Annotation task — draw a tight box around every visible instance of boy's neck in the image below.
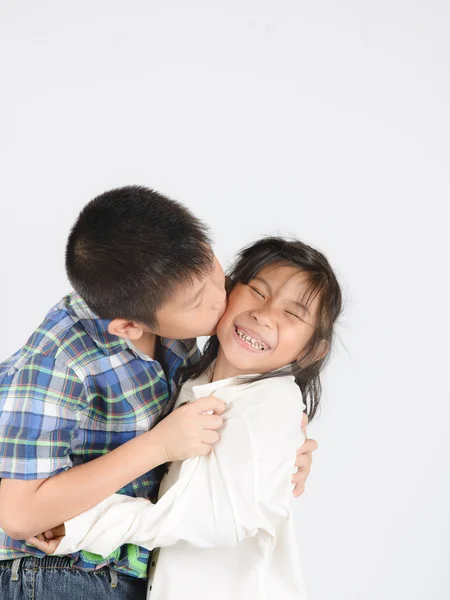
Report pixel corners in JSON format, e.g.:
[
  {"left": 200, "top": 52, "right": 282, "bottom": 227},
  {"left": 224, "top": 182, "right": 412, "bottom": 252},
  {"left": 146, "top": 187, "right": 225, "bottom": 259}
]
[{"left": 132, "top": 331, "right": 157, "bottom": 359}]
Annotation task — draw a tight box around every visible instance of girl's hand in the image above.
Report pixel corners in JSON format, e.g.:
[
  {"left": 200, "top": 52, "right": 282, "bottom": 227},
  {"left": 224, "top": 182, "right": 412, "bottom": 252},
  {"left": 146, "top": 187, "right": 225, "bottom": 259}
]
[
  {"left": 292, "top": 414, "right": 318, "bottom": 497},
  {"left": 26, "top": 524, "right": 65, "bottom": 555}
]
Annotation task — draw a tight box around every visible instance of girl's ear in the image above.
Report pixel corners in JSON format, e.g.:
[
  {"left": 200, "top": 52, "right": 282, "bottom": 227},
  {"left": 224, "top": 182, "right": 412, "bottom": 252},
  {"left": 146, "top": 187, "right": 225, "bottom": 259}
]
[
  {"left": 301, "top": 339, "right": 329, "bottom": 367},
  {"left": 315, "top": 339, "right": 329, "bottom": 362}
]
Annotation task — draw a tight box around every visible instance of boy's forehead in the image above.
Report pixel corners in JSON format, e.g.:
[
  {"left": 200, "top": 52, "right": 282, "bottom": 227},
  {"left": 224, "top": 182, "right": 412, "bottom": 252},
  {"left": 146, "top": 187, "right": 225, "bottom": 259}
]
[
  {"left": 171, "top": 255, "right": 220, "bottom": 305},
  {"left": 180, "top": 278, "right": 207, "bottom": 303}
]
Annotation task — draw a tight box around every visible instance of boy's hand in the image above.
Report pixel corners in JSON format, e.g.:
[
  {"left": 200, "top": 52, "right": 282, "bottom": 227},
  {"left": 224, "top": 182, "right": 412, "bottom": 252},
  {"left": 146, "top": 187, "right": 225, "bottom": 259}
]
[
  {"left": 26, "top": 524, "right": 65, "bottom": 555},
  {"left": 152, "top": 396, "right": 226, "bottom": 463},
  {"left": 292, "top": 414, "right": 318, "bottom": 497}
]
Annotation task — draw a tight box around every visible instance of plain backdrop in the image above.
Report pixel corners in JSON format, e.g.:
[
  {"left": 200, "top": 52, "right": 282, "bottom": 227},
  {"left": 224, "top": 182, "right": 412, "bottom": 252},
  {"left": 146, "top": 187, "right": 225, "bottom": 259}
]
[{"left": 1, "top": 1, "right": 449, "bottom": 598}]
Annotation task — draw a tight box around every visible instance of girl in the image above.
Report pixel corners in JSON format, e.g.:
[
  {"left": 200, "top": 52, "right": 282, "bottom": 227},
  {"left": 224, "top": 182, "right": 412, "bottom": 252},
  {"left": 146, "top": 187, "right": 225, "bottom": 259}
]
[{"left": 29, "top": 236, "right": 342, "bottom": 600}]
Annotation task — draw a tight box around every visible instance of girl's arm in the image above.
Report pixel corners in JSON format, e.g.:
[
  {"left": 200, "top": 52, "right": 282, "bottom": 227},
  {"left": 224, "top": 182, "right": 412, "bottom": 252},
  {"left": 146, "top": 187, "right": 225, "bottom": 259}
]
[{"left": 30, "top": 378, "right": 304, "bottom": 557}]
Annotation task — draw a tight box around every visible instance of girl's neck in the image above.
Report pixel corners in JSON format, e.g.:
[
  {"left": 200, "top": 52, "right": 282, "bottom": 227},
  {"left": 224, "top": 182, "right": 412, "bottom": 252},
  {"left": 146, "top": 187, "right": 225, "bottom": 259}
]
[{"left": 212, "top": 347, "right": 253, "bottom": 382}]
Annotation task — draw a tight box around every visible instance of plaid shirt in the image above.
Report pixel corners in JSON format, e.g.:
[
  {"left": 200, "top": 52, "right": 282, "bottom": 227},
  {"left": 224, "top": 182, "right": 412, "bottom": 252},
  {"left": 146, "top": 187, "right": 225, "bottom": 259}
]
[{"left": 0, "top": 292, "right": 199, "bottom": 578}]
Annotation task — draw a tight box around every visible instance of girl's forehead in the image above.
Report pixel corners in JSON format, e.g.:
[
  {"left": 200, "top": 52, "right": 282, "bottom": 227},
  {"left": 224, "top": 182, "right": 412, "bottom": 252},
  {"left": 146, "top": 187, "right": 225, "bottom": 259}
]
[
  {"left": 256, "top": 262, "right": 307, "bottom": 286},
  {"left": 255, "top": 263, "right": 321, "bottom": 312}
]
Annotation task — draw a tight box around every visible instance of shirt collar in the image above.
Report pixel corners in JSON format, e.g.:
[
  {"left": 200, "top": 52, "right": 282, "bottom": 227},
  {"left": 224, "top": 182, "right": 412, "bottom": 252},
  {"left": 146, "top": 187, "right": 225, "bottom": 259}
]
[
  {"left": 63, "top": 292, "right": 197, "bottom": 365},
  {"left": 188, "top": 363, "right": 293, "bottom": 395},
  {"left": 186, "top": 362, "right": 253, "bottom": 393},
  {"left": 63, "top": 292, "right": 128, "bottom": 355}
]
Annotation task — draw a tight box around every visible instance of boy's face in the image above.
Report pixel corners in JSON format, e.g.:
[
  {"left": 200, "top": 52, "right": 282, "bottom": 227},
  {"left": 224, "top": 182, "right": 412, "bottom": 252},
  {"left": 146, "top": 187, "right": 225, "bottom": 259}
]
[{"left": 154, "top": 256, "right": 227, "bottom": 339}]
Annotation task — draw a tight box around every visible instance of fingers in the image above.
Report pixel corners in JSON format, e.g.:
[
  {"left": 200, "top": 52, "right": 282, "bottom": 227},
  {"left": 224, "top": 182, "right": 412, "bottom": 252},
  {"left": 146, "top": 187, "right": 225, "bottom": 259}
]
[
  {"left": 194, "top": 396, "right": 227, "bottom": 416},
  {"left": 197, "top": 443, "right": 213, "bottom": 456},
  {"left": 292, "top": 442, "right": 316, "bottom": 498},
  {"left": 26, "top": 536, "right": 48, "bottom": 551},
  {"left": 296, "top": 437, "right": 318, "bottom": 455},
  {"left": 295, "top": 451, "right": 312, "bottom": 471},
  {"left": 199, "top": 414, "right": 223, "bottom": 430},
  {"left": 44, "top": 524, "right": 65, "bottom": 539},
  {"left": 26, "top": 536, "right": 61, "bottom": 554},
  {"left": 292, "top": 457, "right": 310, "bottom": 493},
  {"left": 201, "top": 429, "right": 220, "bottom": 445},
  {"left": 292, "top": 464, "right": 310, "bottom": 498},
  {"left": 292, "top": 481, "right": 306, "bottom": 498},
  {"left": 292, "top": 468, "right": 309, "bottom": 486},
  {"left": 301, "top": 413, "right": 308, "bottom": 433}
]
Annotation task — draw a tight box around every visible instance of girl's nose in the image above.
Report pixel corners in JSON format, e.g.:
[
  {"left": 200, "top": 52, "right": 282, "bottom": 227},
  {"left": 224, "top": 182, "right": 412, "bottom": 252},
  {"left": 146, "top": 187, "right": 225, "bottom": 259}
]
[{"left": 250, "top": 309, "right": 275, "bottom": 328}]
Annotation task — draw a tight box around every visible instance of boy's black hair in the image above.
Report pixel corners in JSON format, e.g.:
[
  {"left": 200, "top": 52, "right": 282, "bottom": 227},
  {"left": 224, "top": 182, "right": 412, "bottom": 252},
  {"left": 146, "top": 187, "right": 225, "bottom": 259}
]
[{"left": 66, "top": 185, "right": 213, "bottom": 328}]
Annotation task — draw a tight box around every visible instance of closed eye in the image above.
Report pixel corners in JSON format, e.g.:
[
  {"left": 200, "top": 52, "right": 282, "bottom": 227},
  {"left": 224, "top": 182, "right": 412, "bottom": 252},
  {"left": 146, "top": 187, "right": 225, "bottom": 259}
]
[
  {"left": 285, "top": 311, "right": 300, "bottom": 320},
  {"left": 250, "top": 286, "right": 265, "bottom": 299}
]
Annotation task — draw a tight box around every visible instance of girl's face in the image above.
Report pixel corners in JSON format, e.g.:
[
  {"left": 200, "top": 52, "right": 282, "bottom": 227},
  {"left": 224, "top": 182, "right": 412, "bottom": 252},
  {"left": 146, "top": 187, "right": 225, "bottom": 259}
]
[{"left": 216, "top": 262, "right": 321, "bottom": 376}]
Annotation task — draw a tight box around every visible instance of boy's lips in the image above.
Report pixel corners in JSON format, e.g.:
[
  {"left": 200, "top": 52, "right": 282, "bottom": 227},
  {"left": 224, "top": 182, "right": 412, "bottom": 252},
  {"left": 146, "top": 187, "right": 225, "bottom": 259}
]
[{"left": 233, "top": 324, "right": 273, "bottom": 351}]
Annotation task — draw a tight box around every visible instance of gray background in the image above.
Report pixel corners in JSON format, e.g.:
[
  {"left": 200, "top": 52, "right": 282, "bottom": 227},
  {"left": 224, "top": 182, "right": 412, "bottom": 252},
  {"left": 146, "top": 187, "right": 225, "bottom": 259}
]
[{"left": 1, "top": 1, "right": 449, "bottom": 598}]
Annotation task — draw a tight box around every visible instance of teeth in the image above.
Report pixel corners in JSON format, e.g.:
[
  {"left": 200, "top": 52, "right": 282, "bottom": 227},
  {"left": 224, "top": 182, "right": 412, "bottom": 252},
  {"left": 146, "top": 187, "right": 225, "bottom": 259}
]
[{"left": 235, "top": 327, "right": 267, "bottom": 350}]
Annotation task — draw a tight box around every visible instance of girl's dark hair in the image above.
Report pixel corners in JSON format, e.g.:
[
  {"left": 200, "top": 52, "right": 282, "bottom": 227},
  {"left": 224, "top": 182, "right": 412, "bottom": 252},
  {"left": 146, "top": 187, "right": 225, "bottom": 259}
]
[
  {"left": 65, "top": 185, "right": 212, "bottom": 329},
  {"left": 181, "top": 237, "right": 342, "bottom": 420}
]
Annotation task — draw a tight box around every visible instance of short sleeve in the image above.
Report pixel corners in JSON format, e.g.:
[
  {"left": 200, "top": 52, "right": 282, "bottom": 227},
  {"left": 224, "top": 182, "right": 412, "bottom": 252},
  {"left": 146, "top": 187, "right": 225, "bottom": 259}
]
[{"left": 0, "top": 353, "right": 84, "bottom": 480}]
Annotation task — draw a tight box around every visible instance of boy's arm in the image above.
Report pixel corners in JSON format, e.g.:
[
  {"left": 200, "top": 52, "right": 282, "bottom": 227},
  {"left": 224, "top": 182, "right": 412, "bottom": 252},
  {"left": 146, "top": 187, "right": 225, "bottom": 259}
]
[
  {"left": 29, "top": 414, "right": 252, "bottom": 556},
  {"left": 0, "top": 395, "right": 225, "bottom": 540},
  {"left": 29, "top": 380, "right": 305, "bottom": 557}
]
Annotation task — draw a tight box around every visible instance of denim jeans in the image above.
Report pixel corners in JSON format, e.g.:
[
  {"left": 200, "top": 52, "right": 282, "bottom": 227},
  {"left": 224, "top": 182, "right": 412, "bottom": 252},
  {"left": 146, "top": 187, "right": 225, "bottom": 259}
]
[{"left": 0, "top": 556, "right": 147, "bottom": 600}]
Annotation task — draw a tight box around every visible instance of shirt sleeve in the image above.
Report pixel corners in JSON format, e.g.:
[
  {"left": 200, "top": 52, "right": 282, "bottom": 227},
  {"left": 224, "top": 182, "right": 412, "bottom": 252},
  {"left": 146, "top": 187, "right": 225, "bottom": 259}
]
[
  {"left": 54, "top": 377, "right": 304, "bottom": 557},
  {"left": 240, "top": 377, "right": 306, "bottom": 535},
  {"left": 0, "top": 354, "right": 84, "bottom": 479}
]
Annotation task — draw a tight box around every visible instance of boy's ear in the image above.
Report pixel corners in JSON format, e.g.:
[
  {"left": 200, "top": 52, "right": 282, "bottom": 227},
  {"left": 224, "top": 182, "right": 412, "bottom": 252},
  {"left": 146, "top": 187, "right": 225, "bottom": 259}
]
[{"left": 108, "top": 319, "right": 144, "bottom": 341}]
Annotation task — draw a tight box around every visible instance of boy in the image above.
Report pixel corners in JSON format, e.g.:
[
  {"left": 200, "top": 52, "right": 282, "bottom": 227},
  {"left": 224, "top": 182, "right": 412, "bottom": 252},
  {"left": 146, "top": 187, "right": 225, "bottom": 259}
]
[{"left": 0, "top": 186, "right": 316, "bottom": 600}]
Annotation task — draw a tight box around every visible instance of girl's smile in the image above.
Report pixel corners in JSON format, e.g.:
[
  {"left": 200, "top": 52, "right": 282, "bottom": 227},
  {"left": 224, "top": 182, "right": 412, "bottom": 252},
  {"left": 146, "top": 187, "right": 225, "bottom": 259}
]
[
  {"left": 214, "top": 262, "right": 322, "bottom": 381},
  {"left": 233, "top": 325, "right": 273, "bottom": 352}
]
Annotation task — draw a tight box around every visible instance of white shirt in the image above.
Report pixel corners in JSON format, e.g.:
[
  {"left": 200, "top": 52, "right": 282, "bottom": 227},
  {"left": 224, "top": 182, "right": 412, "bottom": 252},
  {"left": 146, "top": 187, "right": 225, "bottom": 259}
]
[{"left": 56, "top": 371, "right": 307, "bottom": 599}]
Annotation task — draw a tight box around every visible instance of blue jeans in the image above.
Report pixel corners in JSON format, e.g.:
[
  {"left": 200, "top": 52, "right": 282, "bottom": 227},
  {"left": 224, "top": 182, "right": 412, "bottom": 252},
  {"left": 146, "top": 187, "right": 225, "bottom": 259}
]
[{"left": 0, "top": 556, "right": 147, "bottom": 600}]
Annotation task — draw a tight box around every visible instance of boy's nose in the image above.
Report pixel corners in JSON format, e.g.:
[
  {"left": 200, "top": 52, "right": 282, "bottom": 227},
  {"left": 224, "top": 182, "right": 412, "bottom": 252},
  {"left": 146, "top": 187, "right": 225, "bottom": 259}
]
[
  {"left": 214, "top": 297, "right": 226, "bottom": 311},
  {"left": 214, "top": 284, "right": 227, "bottom": 308}
]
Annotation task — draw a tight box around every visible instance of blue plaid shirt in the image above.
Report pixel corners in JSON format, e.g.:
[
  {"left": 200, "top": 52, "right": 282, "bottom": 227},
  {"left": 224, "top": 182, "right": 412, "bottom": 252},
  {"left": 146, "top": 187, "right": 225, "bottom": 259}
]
[{"left": 0, "top": 292, "right": 200, "bottom": 578}]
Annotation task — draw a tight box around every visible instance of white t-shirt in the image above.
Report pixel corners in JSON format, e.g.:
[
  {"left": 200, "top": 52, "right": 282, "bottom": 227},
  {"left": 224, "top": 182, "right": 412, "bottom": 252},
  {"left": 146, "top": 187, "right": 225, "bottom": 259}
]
[{"left": 55, "top": 371, "right": 307, "bottom": 599}]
